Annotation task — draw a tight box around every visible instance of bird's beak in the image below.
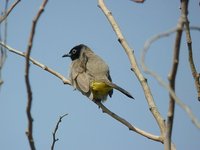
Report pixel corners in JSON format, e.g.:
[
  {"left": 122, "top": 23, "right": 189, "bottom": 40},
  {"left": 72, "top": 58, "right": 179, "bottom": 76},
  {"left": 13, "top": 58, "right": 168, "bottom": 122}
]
[{"left": 62, "top": 53, "right": 71, "bottom": 58}]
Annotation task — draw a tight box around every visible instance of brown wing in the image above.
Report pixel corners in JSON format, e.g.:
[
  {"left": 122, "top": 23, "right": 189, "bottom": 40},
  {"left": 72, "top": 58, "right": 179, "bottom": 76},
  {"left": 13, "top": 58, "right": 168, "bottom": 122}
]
[
  {"left": 75, "top": 72, "right": 90, "bottom": 93},
  {"left": 70, "top": 57, "right": 90, "bottom": 93}
]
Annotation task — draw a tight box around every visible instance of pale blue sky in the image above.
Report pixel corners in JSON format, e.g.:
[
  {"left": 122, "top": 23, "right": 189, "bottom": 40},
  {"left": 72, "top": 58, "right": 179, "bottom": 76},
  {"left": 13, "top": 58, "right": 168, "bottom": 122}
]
[{"left": 0, "top": 0, "right": 200, "bottom": 150}]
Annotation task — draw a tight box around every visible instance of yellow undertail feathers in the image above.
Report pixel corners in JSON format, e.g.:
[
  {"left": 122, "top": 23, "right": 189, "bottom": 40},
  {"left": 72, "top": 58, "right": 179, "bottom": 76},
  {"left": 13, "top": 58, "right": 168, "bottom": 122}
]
[{"left": 90, "top": 81, "right": 113, "bottom": 101}]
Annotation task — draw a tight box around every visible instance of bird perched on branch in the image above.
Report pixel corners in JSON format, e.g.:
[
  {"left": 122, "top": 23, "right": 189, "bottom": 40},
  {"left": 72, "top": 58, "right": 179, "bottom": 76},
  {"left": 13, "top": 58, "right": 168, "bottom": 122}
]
[{"left": 63, "top": 44, "right": 134, "bottom": 102}]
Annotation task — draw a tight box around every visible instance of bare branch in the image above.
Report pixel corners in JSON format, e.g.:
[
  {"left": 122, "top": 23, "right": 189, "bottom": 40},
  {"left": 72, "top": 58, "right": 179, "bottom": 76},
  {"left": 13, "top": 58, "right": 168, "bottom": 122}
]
[
  {"left": 181, "top": 0, "right": 200, "bottom": 101},
  {"left": 141, "top": 27, "right": 200, "bottom": 129},
  {"left": 98, "top": 0, "right": 166, "bottom": 138},
  {"left": 0, "top": 0, "right": 21, "bottom": 23},
  {"left": 0, "top": 41, "right": 71, "bottom": 85},
  {"left": 25, "top": 0, "right": 49, "bottom": 150},
  {"left": 51, "top": 114, "right": 68, "bottom": 150},
  {"left": 94, "top": 101, "right": 163, "bottom": 143},
  {"left": 165, "top": 12, "right": 184, "bottom": 150}
]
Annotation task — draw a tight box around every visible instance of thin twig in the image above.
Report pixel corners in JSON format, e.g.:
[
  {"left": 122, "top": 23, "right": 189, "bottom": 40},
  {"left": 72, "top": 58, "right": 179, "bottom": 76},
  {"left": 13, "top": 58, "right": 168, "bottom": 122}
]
[
  {"left": 51, "top": 114, "right": 68, "bottom": 150},
  {"left": 141, "top": 27, "right": 200, "bottom": 129},
  {"left": 94, "top": 101, "right": 163, "bottom": 143},
  {"left": 0, "top": 0, "right": 21, "bottom": 23},
  {"left": 165, "top": 12, "right": 184, "bottom": 150},
  {"left": 98, "top": 0, "right": 166, "bottom": 139},
  {"left": 25, "top": 0, "right": 48, "bottom": 150},
  {"left": 182, "top": 0, "right": 200, "bottom": 101}
]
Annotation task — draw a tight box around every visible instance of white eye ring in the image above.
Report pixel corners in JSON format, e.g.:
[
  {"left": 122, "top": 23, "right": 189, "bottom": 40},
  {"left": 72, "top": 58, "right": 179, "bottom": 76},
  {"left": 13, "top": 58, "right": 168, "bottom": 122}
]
[{"left": 72, "top": 49, "right": 76, "bottom": 54}]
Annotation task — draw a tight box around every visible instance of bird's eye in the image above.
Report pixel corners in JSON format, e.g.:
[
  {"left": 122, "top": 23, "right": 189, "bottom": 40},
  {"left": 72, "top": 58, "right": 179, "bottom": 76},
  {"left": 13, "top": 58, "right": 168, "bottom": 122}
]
[{"left": 72, "top": 49, "right": 76, "bottom": 54}]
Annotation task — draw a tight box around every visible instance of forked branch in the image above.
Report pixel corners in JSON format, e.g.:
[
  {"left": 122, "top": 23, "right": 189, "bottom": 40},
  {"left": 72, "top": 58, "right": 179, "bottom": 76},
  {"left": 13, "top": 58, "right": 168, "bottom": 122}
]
[
  {"left": 98, "top": 0, "right": 166, "bottom": 139},
  {"left": 51, "top": 114, "right": 68, "bottom": 150}
]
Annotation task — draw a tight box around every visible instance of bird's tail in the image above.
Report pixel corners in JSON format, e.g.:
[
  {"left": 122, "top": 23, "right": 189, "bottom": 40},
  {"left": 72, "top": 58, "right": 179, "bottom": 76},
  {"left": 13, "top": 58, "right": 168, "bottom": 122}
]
[{"left": 107, "top": 82, "right": 134, "bottom": 99}]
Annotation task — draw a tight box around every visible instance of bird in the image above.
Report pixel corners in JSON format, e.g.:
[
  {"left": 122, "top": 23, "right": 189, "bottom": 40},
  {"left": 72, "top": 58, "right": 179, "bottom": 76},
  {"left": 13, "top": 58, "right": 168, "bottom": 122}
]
[{"left": 62, "top": 44, "right": 134, "bottom": 102}]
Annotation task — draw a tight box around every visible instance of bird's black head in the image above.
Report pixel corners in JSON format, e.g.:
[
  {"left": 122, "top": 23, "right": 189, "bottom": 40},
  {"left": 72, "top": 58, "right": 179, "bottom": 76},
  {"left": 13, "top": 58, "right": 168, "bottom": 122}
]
[{"left": 62, "top": 44, "right": 85, "bottom": 61}]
